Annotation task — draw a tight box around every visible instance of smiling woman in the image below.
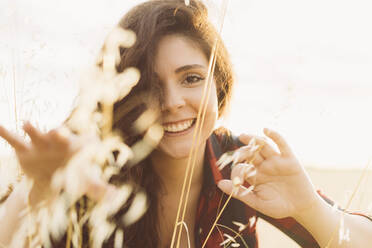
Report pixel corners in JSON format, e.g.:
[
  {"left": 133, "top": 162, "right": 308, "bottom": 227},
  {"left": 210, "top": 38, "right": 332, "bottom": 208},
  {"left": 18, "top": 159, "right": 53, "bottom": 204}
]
[
  {"left": 109, "top": 2, "right": 234, "bottom": 246},
  {"left": 0, "top": 0, "right": 372, "bottom": 248},
  {"left": 153, "top": 34, "right": 218, "bottom": 159}
]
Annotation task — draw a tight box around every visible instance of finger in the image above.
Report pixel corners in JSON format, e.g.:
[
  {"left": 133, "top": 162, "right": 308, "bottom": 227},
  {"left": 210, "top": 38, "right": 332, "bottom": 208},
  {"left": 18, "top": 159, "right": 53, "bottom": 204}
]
[
  {"left": 218, "top": 179, "right": 256, "bottom": 201},
  {"left": 233, "top": 146, "right": 264, "bottom": 165},
  {"left": 231, "top": 163, "right": 248, "bottom": 183},
  {"left": 47, "top": 128, "right": 70, "bottom": 148},
  {"left": 264, "top": 128, "right": 292, "bottom": 157},
  {"left": 231, "top": 163, "right": 257, "bottom": 185},
  {"left": 260, "top": 144, "right": 279, "bottom": 159},
  {"left": 49, "top": 128, "right": 82, "bottom": 157},
  {"left": 239, "top": 134, "right": 267, "bottom": 147},
  {"left": 238, "top": 133, "right": 256, "bottom": 146},
  {"left": 0, "top": 125, "right": 28, "bottom": 151},
  {"left": 218, "top": 180, "right": 264, "bottom": 210},
  {"left": 250, "top": 152, "right": 264, "bottom": 166},
  {"left": 239, "top": 134, "right": 279, "bottom": 159},
  {"left": 23, "top": 122, "right": 49, "bottom": 148}
]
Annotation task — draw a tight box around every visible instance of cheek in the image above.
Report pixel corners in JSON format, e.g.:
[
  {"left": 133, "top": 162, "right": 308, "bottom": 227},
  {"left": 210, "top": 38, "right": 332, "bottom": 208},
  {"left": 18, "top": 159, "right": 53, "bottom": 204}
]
[{"left": 193, "top": 82, "right": 219, "bottom": 116}]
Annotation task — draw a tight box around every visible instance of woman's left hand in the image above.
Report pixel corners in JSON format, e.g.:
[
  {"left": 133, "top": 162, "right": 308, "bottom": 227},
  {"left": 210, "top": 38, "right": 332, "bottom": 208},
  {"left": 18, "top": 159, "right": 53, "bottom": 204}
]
[{"left": 217, "top": 128, "right": 319, "bottom": 219}]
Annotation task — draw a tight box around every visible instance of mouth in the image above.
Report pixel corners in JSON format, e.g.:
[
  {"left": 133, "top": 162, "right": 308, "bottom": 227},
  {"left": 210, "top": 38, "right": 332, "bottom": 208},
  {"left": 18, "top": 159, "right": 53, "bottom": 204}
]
[{"left": 162, "top": 118, "right": 196, "bottom": 135}]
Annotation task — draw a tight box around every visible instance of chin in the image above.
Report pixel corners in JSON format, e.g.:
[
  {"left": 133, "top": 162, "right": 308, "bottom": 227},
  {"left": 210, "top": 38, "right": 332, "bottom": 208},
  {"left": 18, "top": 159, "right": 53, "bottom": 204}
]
[
  {"left": 157, "top": 141, "right": 195, "bottom": 159},
  {"left": 157, "top": 133, "right": 210, "bottom": 159}
]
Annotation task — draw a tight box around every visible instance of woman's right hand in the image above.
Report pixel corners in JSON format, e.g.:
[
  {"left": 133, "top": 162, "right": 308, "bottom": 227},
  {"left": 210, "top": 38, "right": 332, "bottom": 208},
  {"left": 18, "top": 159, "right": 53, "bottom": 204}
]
[{"left": 0, "top": 122, "right": 80, "bottom": 205}]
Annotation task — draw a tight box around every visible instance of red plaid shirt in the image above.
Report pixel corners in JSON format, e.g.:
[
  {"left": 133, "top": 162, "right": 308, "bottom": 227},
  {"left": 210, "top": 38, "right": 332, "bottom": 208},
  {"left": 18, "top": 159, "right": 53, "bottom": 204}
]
[{"left": 195, "top": 131, "right": 372, "bottom": 248}]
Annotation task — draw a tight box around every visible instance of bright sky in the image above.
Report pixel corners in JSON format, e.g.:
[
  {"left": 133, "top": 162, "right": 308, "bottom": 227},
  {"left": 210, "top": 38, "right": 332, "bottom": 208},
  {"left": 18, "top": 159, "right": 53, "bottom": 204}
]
[{"left": 1, "top": 0, "right": 372, "bottom": 169}]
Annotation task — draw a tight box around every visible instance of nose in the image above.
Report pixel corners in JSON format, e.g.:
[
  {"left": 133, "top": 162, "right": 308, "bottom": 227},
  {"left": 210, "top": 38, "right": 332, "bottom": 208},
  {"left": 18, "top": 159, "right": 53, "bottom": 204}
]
[{"left": 162, "top": 84, "right": 186, "bottom": 113}]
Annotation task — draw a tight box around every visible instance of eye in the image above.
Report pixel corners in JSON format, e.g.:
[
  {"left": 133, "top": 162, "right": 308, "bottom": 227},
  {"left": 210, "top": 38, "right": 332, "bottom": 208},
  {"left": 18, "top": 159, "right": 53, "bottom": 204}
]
[{"left": 182, "top": 74, "right": 205, "bottom": 85}]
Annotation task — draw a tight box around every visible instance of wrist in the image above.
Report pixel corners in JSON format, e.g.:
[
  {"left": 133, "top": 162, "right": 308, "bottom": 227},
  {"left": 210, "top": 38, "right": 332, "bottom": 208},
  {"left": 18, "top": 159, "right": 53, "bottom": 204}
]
[
  {"left": 293, "top": 193, "right": 343, "bottom": 246},
  {"left": 28, "top": 180, "right": 53, "bottom": 208},
  {"left": 293, "top": 193, "right": 329, "bottom": 225}
]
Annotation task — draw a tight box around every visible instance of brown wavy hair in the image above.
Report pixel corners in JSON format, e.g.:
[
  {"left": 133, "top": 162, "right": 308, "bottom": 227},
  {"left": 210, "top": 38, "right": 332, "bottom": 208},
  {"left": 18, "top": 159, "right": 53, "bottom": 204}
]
[{"left": 109, "top": 0, "right": 234, "bottom": 247}]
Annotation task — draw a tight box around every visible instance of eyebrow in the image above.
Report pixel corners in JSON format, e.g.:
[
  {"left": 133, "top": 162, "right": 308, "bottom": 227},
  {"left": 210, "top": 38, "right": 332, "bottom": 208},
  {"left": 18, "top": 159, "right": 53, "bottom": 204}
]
[{"left": 175, "top": 64, "right": 205, "bottom": 73}]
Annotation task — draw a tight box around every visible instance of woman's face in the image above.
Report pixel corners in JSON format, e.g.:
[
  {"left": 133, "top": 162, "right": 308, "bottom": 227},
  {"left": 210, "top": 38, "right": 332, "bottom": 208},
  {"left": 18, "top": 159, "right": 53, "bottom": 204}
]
[{"left": 154, "top": 34, "right": 218, "bottom": 159}]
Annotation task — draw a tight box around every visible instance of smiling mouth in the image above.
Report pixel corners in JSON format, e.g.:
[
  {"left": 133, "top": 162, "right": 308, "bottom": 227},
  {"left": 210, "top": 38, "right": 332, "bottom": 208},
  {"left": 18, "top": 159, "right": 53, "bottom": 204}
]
[{"left": 163, "top": 118, "right": 196, "bottom": 133}]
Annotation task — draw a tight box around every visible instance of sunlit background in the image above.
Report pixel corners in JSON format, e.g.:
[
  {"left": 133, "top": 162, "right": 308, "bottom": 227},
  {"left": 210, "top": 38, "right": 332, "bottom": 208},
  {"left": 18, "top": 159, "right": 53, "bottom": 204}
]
[{"left": 1, "top": 0, "right": 372, "bottom": 170}]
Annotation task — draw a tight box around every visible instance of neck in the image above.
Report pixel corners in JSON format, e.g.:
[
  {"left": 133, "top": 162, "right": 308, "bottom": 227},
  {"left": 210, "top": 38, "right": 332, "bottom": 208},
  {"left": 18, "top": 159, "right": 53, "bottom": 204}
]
[{"left": 150, "top": 142, "right": 206, "bottom": 195}]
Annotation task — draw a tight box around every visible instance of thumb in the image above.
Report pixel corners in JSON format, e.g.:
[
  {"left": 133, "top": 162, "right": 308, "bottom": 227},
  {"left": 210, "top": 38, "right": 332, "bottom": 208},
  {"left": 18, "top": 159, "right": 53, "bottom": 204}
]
[
  {"left": 218, "top": 179, "right": 258, "bottom": 209},
  {"left": 217, "top": 179, "right": 234, "bottom": 195}
]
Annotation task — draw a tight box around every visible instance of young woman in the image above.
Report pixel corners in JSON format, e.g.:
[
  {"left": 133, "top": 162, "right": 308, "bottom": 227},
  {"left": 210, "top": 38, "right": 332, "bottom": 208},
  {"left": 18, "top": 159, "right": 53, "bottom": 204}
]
[{"left": 1, "top": 0, "right": 371, "bottom": 247}]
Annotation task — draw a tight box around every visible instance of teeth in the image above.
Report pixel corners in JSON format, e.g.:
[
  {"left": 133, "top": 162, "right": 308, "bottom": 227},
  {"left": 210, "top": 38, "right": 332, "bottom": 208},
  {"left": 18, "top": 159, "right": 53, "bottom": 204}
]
[{"left": 163, "top": 119, "right": 194, "bottom": 133}]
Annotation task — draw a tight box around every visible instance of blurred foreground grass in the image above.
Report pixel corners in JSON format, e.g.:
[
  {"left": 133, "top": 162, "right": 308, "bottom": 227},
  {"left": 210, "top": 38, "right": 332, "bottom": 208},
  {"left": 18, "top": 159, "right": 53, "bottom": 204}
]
[{"left": 1, "top": 152, "right": 371, "bottom": 247}]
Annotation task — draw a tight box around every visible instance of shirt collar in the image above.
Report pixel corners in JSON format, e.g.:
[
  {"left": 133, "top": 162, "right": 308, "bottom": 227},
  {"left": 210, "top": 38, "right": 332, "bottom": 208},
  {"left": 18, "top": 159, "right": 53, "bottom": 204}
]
[{"left": 205, "top": 133, "right": 224, "bottom": 185}]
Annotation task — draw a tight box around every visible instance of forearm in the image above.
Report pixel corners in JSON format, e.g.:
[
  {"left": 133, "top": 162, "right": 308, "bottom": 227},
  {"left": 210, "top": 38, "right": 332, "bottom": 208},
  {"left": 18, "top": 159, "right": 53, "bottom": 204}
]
[
  {"left": 294, "top": 195, "right": 372, "bottom": 247},
  {"left": 0, "top": 181, "right": 29, "bottom": 246}
]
